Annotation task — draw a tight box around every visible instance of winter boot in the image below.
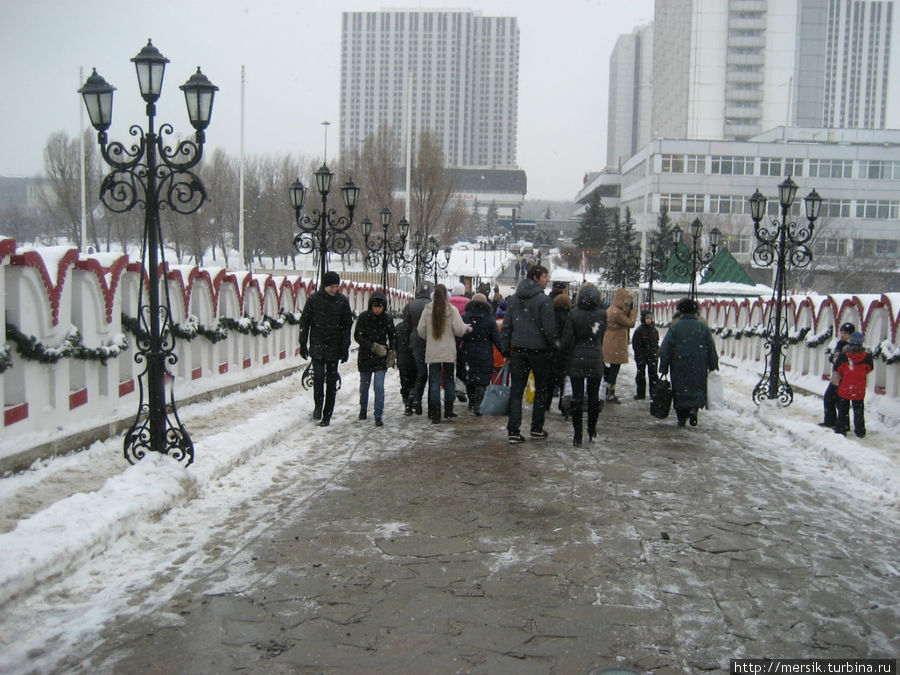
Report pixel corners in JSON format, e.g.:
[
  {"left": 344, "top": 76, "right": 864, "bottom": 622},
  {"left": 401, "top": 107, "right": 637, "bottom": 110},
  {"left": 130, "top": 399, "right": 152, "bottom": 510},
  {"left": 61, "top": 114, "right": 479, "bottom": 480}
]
[
  {"left": 466, "top": 384, "right": 476, "bottom": 411},
  {"left": 606, "top": 384, "right": 621, "bottom": 404},
  {"left": 359, "top": 406, "right": 367, "bottom": 420},
  {"left": 587, "top": 402, "right": 601, "bottom": 441},
  {"left": 444, "top": 401, "right": 458, "bottom": 419},
  {"left": 404, "top": 396, "right": 414, "bottom": 416},
  {"left": 472, "top": 386, "right": 485, "bottom": 416},
  {"left": 428, "top": 403, "right": 441, "bottom": 424},
  {"left": 572, "top": 405, "right": 583, "bottom": 446}
]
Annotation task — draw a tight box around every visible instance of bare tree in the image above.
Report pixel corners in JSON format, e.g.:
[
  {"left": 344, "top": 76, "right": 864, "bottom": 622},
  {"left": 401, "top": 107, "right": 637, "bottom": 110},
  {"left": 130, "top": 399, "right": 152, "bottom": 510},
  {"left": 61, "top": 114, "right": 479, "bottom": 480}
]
[
  {"left": 410, "top": 130, "right": 457, "bottom": 245},
  {"left": 201, "top": 148, "right": 240, "bottom": 265},
  {"left": 39, "top": 130, "right": 101, "bottom": 249}
]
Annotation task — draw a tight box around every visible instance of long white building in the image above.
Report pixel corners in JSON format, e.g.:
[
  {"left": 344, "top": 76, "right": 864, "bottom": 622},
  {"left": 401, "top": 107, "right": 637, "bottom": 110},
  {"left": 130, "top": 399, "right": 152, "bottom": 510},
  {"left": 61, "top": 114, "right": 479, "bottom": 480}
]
[{"left": 339, "top": 9, "right": 520, "bottom": 170}]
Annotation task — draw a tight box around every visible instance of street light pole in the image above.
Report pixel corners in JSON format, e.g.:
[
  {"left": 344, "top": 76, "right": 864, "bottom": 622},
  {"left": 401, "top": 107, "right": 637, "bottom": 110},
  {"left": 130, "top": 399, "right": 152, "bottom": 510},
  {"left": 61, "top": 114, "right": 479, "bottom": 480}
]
[
  {"left": 670, "top": 218, "right": 720, "bottom": 302},
  {"left": 749, "top": 177, "right": 822, "bottom": 406},
  {"left": 289, "top": 165, "right": 360, "bottom": 285},
  {"left": 79, "top": 41, "right": 218, "bottom": 467},
  {"left": 361, "top": 207, "right": 409, "bottom": 302}
]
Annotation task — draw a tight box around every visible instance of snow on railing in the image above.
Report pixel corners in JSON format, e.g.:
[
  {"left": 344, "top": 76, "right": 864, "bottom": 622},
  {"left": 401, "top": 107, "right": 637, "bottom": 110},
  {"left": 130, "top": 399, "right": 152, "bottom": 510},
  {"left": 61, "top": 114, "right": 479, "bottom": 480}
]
[
  {"left": 649, "top": 293, "right": 900, "bottom": 399},
  {"left": 0, "top": 239, "right": 411, "bottom": 442}
]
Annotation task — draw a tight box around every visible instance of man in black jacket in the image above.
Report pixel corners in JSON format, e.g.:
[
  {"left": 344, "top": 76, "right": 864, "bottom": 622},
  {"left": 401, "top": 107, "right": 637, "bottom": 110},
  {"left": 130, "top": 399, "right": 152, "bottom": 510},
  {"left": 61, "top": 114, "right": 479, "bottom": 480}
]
[
  {"left": 500, "top": 265, "right": 558, "bottom": 444},
  {"left": 400, "top": 280, "right": 434, "bottom": 416},
  {"left": 298, "top": 271, "right": 353, "bottom": 426}
]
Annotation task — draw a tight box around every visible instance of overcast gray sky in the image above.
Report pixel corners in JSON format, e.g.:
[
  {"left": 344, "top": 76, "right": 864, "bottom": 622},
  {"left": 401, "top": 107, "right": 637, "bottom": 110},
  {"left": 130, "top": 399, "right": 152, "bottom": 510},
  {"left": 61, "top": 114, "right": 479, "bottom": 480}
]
[{"left": 1, "top": 0, "right": 896, "bottom": 201}]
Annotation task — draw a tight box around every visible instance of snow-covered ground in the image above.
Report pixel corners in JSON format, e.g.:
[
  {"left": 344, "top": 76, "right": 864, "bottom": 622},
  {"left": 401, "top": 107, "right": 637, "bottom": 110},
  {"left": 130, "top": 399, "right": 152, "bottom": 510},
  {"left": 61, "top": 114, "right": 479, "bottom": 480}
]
[{"left": 0, "top": 350, "right": 897, "bottom": 673}]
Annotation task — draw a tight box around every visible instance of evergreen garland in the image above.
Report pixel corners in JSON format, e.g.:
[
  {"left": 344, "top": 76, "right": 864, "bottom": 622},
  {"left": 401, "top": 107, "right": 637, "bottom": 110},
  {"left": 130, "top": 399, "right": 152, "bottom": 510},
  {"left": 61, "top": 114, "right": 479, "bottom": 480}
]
[
  {"left": 0, "top": 344, "right": 11, "bottom": 374},
  {"left": 5, "top": 322, "right": 128, "bottom": 366}
]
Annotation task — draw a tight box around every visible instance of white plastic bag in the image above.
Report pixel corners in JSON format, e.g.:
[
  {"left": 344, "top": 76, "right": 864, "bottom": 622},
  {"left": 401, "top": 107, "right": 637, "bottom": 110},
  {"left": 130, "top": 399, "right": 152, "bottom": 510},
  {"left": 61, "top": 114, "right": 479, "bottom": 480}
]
[{"left": 707, "top": 370, "right": 725, "bottom": 410}]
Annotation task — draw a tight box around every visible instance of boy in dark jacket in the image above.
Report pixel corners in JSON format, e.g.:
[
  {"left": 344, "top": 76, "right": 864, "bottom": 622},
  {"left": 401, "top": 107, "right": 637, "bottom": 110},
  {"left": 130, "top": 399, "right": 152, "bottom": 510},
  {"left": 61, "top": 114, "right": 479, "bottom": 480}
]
[
  {"left": 631, "top": 310, "right": 660, "bottom": 400},
  {"left": 353, "top": 291, "right": 397, "bottom": 426},
  {"left": 299, "top": 271, "right": 353, "bottom": 426},
  {"left": 833, "top": 331, "right": 873, "bottom": 438},
  {"left": 820, "top": 322, "right": 854, "bottom": 428}
]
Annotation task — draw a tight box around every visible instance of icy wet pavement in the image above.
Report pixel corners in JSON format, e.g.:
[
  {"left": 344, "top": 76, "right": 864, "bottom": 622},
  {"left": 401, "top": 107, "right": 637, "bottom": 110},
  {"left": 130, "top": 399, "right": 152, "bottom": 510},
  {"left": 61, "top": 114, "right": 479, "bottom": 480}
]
[{"left": 83, "top": 393, "right": 899, "bottom": 673}]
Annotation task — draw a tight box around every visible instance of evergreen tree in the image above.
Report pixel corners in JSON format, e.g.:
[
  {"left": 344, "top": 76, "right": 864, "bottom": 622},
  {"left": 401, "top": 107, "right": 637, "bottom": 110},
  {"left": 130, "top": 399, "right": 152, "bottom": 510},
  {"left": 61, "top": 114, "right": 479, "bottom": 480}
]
[
  {"left": 649, "top": 205, "right": 674, "bottom": 274},
  {"left": 485, "top": 200, "right": 499, "bottom": 235},
  {"left": 602, "top": 207, "right": 642, "bottom": 288},
  {"left": 574, "top": 193, "right": 608, "bottom": 250}
]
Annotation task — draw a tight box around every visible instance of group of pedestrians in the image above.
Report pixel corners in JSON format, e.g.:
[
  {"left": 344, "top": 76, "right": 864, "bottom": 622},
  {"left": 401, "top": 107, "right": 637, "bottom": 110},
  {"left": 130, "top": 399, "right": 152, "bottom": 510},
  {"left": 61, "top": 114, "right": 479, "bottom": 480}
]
[
  {"left": 298, "top": 267, "right": 723, "bottom": 443},
  {"left": 819, "top": 322, "right": 874, "bottom": 438}
]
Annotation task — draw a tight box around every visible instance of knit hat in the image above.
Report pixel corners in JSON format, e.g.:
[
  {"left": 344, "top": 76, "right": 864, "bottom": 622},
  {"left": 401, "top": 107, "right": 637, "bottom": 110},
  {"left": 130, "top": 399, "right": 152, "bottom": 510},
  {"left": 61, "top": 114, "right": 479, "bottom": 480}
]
[
  {"left": 551, "top": 280, "right": 568, "bottom": 291},
  {"left": 840, "top": 322, "right": 856, "bottom": 334},
  {"left": 452, "top": 283, "right": 465, "bottom": 296},
  {"left": 322, "top": 271, "right": 340, "bottom": 287},
  {"left": 472, "top": 293, "right": 489, "bottom": 305},
  {"left": 848, "top": 331, "right": 864, "bottom": 346},
  {"left": 495, "top": 300, "right": 508, "bottom": 319}
]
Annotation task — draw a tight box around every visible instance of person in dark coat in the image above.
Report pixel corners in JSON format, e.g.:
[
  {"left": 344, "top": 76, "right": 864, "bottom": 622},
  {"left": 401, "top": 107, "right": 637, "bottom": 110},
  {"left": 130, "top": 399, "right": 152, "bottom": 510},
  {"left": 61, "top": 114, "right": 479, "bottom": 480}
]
[
  {"left": 500, "top": 265, "right": 559, "bottom": 444},
  {"left": 547, "top": 291, "right": 572, "bottom": 414},
  {"left": 461, "top": 293, "right": 502, "bottom": 415},
  {"left": 298, "top": 270, "right": 353, "bottom": 426},
  {"left": 400, "top": 280, "right": 434, "bottom": 416},
  {"left": 560, "top": 283, "right": 606, "bottom": 445},
  {"left": 631, "top": 310, "right": 660, "bottom": 400},
  {"left": 820, "top": 322, "right": 854, "bottom": 428},
  {"left": 658, "top": 297, "right": 719, "bottom": 427},
  {"left": 393, "top": 318, "right": 417, "bottom": 415},
  {"left": 353, "top": 291, "right": 396, "bottom": 426}
]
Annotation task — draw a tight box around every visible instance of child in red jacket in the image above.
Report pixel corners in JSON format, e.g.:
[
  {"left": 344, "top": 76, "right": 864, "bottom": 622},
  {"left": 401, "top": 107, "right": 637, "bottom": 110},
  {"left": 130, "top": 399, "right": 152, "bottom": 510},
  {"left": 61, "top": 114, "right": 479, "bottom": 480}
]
[{"left": 833, "top": 331, "right": 874, "bottom": 438}]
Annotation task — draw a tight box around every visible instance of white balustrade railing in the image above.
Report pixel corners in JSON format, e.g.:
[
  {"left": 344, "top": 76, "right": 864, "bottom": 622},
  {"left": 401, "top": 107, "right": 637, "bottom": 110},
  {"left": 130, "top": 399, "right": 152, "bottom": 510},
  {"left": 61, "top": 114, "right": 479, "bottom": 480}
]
[{"left": 0, "top": 239, "right": 411, "bottom": 446}]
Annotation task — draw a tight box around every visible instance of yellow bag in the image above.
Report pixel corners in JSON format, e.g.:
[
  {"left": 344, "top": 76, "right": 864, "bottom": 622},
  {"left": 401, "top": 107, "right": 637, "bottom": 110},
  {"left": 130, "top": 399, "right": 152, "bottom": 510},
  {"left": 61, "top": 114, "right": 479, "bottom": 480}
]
[{"left": 525, "top": 371, "right": 536, "bottom": 404}]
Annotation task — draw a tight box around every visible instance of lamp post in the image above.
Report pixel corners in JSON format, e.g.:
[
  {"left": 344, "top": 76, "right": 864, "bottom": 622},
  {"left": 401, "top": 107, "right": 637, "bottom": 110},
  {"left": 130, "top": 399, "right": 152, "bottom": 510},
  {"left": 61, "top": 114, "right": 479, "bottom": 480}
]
[
  {"left": 670, "top": 217, "right": 720, "bottom": 302},
  {"left": 644, "top": 239, "right": 667, "bottom": 310},
  {"left": 361, "top": 207, "right": 409, "bottom": 300},
  {"left": 749, "top": 177, "right": 822, "bottom": 406},
  {"left": 396, "top": 231, "right": 451, "bottom": 287},
  {"left": 79, "top": 41, "right": 217, "bottom": 467},
  {"left": 289, "top": 165, "right": 360, "bottom": 285}
]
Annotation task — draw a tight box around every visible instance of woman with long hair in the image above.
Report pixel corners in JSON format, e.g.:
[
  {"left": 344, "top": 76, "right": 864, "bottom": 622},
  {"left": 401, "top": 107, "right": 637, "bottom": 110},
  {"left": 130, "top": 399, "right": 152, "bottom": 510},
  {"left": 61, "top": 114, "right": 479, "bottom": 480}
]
[{"left": 417, "top": 284, "right": 467, "bottom": 423}]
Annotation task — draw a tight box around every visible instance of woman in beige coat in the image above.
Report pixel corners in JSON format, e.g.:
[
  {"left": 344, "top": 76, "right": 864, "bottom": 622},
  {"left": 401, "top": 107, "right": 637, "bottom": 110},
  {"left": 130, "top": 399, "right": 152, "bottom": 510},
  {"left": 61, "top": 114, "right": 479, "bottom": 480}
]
[
  {"left": 602, "top": 288, "right": 637, "bottom": 403},
  {"left": 417, "top": 284, "right": 467, "bottom": 423}
]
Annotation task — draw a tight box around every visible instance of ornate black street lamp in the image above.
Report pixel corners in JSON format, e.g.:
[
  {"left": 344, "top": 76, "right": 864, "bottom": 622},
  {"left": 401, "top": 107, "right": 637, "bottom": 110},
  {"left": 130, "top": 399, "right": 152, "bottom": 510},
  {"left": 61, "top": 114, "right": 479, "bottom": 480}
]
[
  {"left": 80, "top": 41, "right": 218, "bottom": 467},
  {"left": 749, "top": 177, "right": 822, "bottom": 406},
  {"left": 396, "top": 230, "right": 451, "bottom": 287},
  {"left": 643, "top": 239, "right": 668, "bottom": 310},
  {"left": 361, "top": 207, "right": 409, "bottom": 299},
  {"left": 670, "top": 217, "right": 720, "bottom": 301},
  {"left": 289, "top": 165, "right": 360, "bottom": 284}
]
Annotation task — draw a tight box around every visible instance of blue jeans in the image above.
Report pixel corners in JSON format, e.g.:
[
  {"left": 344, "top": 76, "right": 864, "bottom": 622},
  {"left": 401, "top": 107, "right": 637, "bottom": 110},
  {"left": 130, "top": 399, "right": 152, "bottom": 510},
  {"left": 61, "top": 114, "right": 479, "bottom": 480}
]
[
  {"left": 359, "top": 370, "right": 386, "bottom": 418},
  {"left": 507, "top": 350, "right": 549, "bottom": 434},
  {"left": 428, "top": 362, "right": 455, "bottom": 406}
]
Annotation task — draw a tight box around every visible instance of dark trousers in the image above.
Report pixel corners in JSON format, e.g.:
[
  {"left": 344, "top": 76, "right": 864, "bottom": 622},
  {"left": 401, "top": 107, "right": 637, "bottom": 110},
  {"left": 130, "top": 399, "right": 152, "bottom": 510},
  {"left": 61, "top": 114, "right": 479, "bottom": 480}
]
[
  {"left": 822, "top": 382, "right": 840, "bottom": 426},
  {"left": 569, "top": 375, "right": 602, "bottom": 413},
  {"left": 507, "top": 350, "right": 550, "bottom": 434},
  {"left": 428, "top": 362, "right": 456, "bottom": 406},
  {"left": 399, "top": 364, "right": 416, "bottom": 403},
  {"left": 312, "top": 359, "right": 340, "bottom": 420},
  {"left": 604, "top": 363, "right": 621, "bottom": 386},
  {"left": 635, "top": 359, "right": 658, "bottom": 398},
  {"left": 835, "top": 397, "right": 865, "bottom": 436},
  {"left": 410, "top": 348, "right": 427, "bottom": 404}
]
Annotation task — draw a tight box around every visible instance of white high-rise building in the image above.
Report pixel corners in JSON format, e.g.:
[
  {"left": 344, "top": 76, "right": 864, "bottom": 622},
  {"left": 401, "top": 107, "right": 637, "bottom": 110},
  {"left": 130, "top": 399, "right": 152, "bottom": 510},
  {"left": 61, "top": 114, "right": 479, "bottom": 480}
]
[
  {"left": 607, "top": 0, "right": 893, "bottom": 158},
  {"left": 339, "top": 9, "right": 519, "bottom": 169}
]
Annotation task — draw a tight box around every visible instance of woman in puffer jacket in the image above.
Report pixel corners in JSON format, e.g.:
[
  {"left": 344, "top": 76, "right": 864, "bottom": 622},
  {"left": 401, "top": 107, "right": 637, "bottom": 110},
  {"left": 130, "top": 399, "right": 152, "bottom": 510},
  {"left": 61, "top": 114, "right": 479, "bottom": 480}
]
[
  {"left": 417, "top": 284, "right": 467, "bottom": 423},
  {"left": 560, "top": 284, "right": 606, "bottom": 446},
  {"left": 461, "top": 293, "right": 502, "bottom": 415},
  {"left": 602, "top": 288, "right": 637, "bottom": 403}
]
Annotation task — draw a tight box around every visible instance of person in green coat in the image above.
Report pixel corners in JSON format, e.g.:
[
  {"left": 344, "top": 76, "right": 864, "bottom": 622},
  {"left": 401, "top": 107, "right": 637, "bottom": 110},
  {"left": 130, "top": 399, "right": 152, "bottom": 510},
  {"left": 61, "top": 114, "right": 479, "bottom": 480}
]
[{"left": 658, "top": 297, "right": 719, "bottom": 427}]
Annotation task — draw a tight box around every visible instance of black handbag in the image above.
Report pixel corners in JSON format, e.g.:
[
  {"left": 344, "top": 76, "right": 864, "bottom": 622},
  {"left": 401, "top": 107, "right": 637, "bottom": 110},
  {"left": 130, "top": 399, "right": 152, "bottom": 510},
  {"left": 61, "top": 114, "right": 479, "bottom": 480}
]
[{"left": 650, "top": 378, "right": 672, "bottom": 419}]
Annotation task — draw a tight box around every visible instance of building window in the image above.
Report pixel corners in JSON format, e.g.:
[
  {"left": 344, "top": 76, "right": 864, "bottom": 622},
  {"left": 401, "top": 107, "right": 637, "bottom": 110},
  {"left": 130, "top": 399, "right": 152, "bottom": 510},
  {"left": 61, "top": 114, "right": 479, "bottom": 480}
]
[
  {"left": 711, "top": 155, "right": 754, "bottom": 175},
  {"left": 725, "top": 234, "right": 752, "bottom": 254},
  {"left": 759, "top": 157, "right": 782, "bottom": 176},
  {"left": 860, "top": 159, "right": 900, "bottom": 179},
  {"left": 784, "top": 158, "right": 804, "bottom": 177},
  {"left": 686, "top": 154, "right": 706, "bottom": 173},
  {"left": 661, "top": 193, "right": 683, "bottom": 212},
  {"left": 854, "top": 238, "right": 900, "bottom": 258},
  {"left": 812, "top": 238, "right": 847, "bottom": 257},
  {"left": 821, "top": 199, "right": 851, "bottom": 218},
  {"left": 855, "top": 200, "right": 899, "bottom": 219},
  {"left": 685, "top": 194, "right": 704, "bottom": 213},
  {"left": 808, "top": 159, "right": 853, "bottom": 178},
  {"left": 661, "top": 154, "right": 684, "bottom": 173}
]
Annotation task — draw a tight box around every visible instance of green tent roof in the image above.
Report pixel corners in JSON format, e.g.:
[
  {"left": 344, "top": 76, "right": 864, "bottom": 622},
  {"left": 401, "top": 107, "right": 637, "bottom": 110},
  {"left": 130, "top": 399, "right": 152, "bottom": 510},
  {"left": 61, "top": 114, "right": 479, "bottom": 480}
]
[{"left": 660, "top": 245, "right": 755, "bottom": 286}]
